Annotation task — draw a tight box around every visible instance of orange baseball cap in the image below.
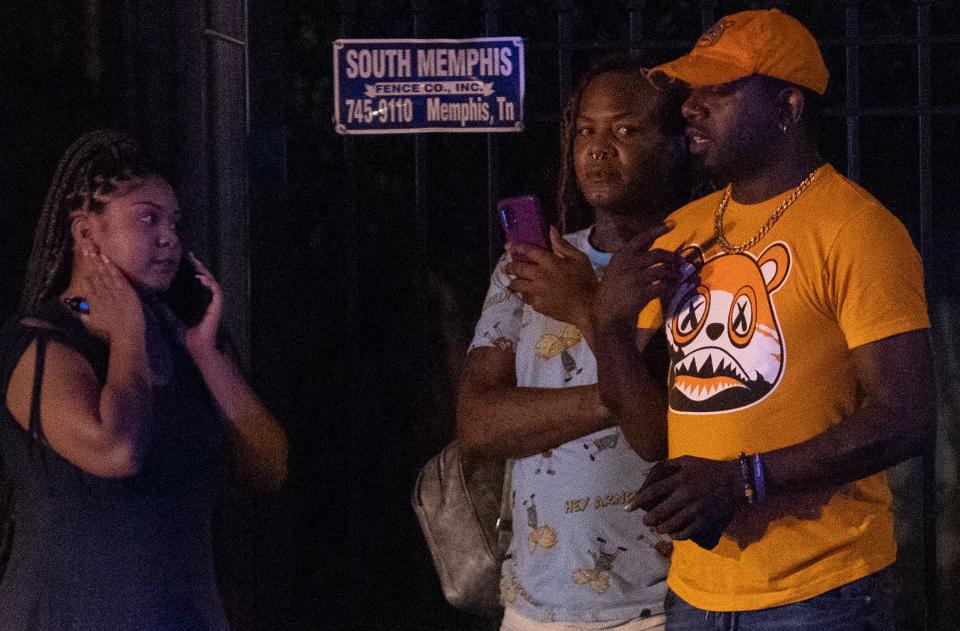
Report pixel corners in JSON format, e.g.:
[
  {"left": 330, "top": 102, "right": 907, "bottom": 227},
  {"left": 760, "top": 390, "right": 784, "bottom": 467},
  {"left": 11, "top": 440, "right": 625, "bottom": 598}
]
[{"left": 652, "top": 9, "right": 829, "bottom": 95}]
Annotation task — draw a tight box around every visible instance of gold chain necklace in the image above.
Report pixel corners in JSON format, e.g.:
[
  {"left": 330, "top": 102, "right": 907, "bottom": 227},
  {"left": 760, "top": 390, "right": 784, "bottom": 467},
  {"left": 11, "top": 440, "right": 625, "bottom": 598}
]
[{"left": 714, "top": 166, "right": 823, "bottom": 254}]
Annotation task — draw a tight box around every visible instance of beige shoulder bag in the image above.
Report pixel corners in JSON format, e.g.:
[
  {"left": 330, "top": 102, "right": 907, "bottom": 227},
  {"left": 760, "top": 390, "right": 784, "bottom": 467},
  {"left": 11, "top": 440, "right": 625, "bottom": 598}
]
[{"left": 411, "top": 440, "right": 512, "bottom": 614}]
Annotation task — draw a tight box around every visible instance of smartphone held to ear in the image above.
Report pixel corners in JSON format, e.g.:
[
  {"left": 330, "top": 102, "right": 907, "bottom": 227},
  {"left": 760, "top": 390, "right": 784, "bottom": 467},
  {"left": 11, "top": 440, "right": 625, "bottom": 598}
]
[
  {"left": 497, "top": 195, "right": 548, "bottom": 262},
  {"left": 165, "top": 258, "right": 212, "bottom": 327}
]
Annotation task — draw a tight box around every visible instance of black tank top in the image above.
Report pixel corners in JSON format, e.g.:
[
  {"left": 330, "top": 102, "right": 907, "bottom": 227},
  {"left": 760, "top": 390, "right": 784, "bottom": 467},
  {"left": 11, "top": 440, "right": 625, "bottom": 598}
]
[{"left": 0, "top": 299, "right": 230, "bottom": 631}]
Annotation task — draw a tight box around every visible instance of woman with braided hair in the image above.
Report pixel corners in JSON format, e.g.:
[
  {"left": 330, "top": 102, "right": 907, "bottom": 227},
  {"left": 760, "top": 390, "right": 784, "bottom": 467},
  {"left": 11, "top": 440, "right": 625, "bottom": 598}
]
[{"left": 0, "top": 129, "right": 287, "bottom": 630}]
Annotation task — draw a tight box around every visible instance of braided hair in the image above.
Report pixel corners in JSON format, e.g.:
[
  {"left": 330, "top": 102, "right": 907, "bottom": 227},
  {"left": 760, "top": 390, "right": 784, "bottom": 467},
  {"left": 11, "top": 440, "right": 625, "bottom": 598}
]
[
  {"left": 19, "top": 130, "right": 163, "bottom": 316},
  {"left": 557, "top": 56, "right": 691, "bottom": 234}
]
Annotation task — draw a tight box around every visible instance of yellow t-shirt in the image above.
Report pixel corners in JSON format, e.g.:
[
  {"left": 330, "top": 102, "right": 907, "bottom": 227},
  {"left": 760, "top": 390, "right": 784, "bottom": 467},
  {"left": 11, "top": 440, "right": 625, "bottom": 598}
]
[{"left": 638, "top": 164, "right": 930, "bottom": 611}]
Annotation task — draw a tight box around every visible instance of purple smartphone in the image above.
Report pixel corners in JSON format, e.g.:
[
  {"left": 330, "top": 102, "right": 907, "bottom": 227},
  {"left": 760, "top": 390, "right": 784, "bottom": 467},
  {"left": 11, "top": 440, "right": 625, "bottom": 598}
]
[{"left": 498, "top": 195, "right": 548, "bottom": 263}]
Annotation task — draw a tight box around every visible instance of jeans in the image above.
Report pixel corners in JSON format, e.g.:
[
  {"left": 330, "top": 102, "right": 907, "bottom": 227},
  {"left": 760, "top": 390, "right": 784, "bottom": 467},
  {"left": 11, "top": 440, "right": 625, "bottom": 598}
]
[{"left": 664, "top": 567, "right": 894, "bottom": 631}]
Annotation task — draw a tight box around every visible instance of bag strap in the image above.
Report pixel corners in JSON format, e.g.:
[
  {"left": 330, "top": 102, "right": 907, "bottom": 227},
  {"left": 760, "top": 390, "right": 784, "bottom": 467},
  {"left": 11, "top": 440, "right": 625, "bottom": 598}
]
[{"left": 496, "top": 458, "right": 513, "bottom": 548}]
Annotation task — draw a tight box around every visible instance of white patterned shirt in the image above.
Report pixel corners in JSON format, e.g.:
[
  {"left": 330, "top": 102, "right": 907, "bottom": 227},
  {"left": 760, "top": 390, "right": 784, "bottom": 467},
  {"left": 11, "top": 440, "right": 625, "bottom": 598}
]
[{"left": 469, "top": 227, "right": 669, "bottom": 624}]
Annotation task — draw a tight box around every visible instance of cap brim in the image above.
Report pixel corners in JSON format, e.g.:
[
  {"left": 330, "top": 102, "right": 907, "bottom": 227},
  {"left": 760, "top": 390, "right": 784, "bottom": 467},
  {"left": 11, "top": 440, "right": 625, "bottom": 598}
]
[{"left": 651, "top": 54, "right": 751, "bottom": 88}]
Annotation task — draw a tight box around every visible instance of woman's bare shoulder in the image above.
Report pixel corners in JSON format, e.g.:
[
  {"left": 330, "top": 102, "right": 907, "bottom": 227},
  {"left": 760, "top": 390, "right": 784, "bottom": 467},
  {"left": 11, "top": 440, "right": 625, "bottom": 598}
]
[{"left": 5, "top": 338, "right": 100, "bottom": 433}]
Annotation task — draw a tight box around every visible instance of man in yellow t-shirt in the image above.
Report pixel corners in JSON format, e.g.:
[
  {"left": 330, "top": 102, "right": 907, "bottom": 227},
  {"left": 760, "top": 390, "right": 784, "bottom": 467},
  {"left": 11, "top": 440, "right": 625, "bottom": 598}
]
[{"left": 589, "top": 9, "right": 934, "bottom": 630}]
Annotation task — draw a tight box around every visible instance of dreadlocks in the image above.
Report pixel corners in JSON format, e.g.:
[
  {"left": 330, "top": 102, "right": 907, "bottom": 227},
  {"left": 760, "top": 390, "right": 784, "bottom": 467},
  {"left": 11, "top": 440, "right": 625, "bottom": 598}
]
[
  {"left": 19, "top": 130, "right": 163, "bottom": 317},
  {"left": 557, "top": 56, "right": 691, "bottom": 233}
]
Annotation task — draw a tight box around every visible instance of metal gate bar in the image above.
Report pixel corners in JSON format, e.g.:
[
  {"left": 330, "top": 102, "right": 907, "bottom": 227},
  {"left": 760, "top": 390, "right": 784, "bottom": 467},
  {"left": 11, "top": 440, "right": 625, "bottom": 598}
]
[
  {"left": 486, "top": 0, "right": 504, "bottom": 270},
  {"left": 915, "top": 1, "right": 937, "bottom": 629},
  {"left": 845, "top": 1, "right": 862, "bottom": 181}
]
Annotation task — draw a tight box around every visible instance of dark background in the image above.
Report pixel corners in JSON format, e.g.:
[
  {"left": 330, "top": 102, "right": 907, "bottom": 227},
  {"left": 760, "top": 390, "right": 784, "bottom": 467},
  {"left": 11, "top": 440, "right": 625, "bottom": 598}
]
[{"left": 1, "top": 1, "right": 958, "bottom": 630}]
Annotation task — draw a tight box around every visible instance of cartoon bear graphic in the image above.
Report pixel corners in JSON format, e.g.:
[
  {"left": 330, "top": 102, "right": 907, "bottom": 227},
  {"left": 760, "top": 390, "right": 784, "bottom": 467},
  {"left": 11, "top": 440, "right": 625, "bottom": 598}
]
[{"left": 666, "top": 242, "right": 791, "bottom": 413}]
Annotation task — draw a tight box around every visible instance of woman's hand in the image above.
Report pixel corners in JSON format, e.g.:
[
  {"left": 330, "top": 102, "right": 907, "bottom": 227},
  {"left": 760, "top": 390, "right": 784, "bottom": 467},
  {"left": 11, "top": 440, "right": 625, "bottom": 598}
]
[
  {"left": 75, "top": 250, "right": 145, "bottom": 342},
  {"left": 184, "top": 252, "right": 222, "bottom": 357},
  {"left": 505, "top": 226, "right": 598, "bottom": 331}
]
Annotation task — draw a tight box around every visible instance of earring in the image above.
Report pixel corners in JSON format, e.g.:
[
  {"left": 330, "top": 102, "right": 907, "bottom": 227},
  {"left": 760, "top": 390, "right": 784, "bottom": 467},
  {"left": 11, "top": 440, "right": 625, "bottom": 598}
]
[{"left": 779, "top": 122, "right": 788, "bottom": 133}]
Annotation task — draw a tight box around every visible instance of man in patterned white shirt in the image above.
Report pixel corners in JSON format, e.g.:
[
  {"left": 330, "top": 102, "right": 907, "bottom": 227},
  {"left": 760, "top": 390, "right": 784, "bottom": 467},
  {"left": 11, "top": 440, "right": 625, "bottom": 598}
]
[{"left": 456, "top": 57, "right": 693, "bottom": 631}]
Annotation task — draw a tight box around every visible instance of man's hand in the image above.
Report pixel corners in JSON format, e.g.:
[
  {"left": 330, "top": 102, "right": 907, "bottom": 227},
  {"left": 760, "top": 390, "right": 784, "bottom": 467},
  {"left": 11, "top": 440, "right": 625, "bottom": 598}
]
[
  {"left": 627, "top": 455, "right": 743, "bottom": 548},
  {"left": 592, "top": 222, "right": 692, "bottom": 335},
  {"left": 506, "top": 226, "right": 598, "bottom": 331}
]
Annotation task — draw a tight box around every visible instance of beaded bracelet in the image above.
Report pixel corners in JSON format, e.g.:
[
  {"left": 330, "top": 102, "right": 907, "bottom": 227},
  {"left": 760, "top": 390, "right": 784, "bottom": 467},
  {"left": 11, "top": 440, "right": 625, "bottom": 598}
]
[{"left": 737, "top": 451, "right": 755, "bottom": 504}]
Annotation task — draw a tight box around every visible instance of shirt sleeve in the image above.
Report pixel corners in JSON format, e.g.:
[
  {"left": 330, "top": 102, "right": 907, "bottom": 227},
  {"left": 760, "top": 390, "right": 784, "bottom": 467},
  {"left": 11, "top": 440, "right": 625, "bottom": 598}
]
[
  {"left": 467, "top": 252, "right": 525, "bottom": 353},
  {"left": 825, "top": 203, "right": 930, "bottom": 350},
  {"left": 636, "top": 300, "right": 664, "bottom": 330}
]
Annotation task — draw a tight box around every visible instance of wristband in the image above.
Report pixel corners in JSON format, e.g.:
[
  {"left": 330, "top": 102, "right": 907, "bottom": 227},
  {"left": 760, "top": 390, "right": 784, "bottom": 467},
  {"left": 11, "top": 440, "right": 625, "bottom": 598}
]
[
  {"left": 751, "top": 452, "right": 767, "bottom": 503},
  {"left": 63, "top": 296, "right": 90, "bottom": 314}
]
